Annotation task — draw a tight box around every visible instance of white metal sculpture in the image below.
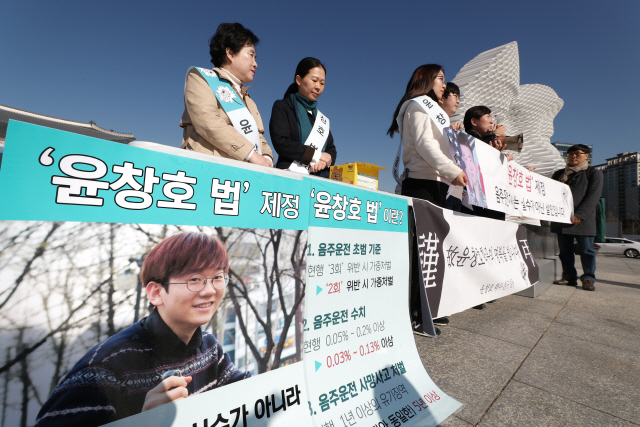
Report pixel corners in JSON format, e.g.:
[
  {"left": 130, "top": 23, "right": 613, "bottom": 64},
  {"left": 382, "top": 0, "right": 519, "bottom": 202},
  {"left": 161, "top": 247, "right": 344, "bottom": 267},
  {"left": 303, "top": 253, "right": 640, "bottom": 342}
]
[{"left": 450, "top": 41, "right": 566, "bottom": 177}]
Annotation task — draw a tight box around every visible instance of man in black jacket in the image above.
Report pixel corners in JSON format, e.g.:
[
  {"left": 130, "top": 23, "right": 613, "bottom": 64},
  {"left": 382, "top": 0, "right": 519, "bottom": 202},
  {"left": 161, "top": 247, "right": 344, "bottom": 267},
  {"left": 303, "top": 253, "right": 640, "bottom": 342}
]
[{"left": 551, "top": 144, "right": 603, "bottom": 291}]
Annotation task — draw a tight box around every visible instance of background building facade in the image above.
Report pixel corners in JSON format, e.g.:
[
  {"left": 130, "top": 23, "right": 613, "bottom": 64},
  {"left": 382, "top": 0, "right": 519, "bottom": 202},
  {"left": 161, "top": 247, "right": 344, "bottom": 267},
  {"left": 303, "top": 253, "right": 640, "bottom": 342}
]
[
  {"left": 595, "top": 152, "right": 640, "bottom": 236},
  {"left": 0, "top": 104, "right": 135, "bottom": 171}
]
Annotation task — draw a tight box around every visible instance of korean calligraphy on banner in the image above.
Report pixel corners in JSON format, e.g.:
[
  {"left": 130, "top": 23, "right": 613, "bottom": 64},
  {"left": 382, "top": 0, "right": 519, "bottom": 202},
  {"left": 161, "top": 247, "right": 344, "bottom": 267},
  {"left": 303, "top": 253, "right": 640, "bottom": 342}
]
[
  {"left": 411, "top": 198, "right": 539, "bottom": 322},
  {"left": 446, "top": 130, "right": 574, "bottom": 223},
  {"left": 0, "top": 121, "right": 460, "bottom": 427}
]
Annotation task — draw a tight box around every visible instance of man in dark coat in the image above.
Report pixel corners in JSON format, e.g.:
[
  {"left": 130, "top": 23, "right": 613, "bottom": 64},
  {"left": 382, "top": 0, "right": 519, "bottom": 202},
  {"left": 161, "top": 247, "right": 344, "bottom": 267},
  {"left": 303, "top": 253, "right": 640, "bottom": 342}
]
[{"left": 551, "top": 144, "right": 603, "bottom": 291}]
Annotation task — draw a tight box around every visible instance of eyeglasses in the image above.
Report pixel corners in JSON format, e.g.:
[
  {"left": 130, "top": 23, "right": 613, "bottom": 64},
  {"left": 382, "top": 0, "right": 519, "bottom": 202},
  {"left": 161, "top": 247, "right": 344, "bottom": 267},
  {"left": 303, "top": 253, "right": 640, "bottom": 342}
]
[
  {"left": 167, "top": 273, "right": 229, "bottom": 292},
  {"left": 567, "top": 152, "right": 587, "bottom": 157}
]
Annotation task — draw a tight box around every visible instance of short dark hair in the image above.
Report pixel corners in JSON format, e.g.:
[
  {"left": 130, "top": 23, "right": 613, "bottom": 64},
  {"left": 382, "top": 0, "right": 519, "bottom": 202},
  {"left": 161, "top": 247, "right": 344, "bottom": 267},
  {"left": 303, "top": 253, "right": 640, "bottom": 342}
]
[
  {"left": 567, "top": 144, "right": 591, "bottom": 154},
  {"left": 209, "top": 23, "right": 259, "bottom": 67},
  {"left": 283, "top": 57, "right": 327, "bottom": 98},
  {"left": 387, "top": 64, "right": 444, "bottom": 136},
  {"left": 464, "top": 105, "right": 492, "bottom": 132},
  {"left": 443, "top": 82, "right": 460, "bottom": 99},
  {"left": 141, "top": 232, "right": 229, "bottom": 293}
]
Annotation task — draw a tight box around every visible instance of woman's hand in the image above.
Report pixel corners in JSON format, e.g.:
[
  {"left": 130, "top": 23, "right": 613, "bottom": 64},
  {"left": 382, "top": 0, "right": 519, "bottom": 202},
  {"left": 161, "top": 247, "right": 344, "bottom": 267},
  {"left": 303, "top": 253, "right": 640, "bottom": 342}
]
[
  {"left": 142, "top": 375, "right": 192, "bottom": 412},
  {"left": 310, "top": 160, "right": 327, "bottom": 173},
  {"left": 310, "top": 153, "right": 332, "bottom": 173},
  {"left": 504, "top": 153, "right": 514, "bottom": 161},
  {"left": 319, "top": 152, "right": 332, "bottom": 165},
  {"left": 450, "top": 122, "right": 463, "bottom": 131},
  {"left": 451, "top": 171, "right": 468, "bottom": 187},
  {"left": 248, "top": 151, "right": 272, "bottom": 167}
]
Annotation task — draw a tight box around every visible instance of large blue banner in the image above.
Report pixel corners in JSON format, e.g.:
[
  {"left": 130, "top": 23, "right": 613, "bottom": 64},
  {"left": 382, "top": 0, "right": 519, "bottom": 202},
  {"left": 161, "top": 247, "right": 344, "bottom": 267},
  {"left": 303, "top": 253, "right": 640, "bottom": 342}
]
[
  {"left": 0, "top": 121, "right": 407, "bottom": 233},
  {"left": 0, "top": 121, "right": 460, "bottom": 427}
]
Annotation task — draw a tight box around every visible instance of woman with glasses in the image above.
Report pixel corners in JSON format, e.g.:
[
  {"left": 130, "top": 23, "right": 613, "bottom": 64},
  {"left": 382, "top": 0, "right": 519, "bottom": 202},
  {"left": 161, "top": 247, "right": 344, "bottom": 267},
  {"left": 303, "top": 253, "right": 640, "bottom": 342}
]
[
  {"left": 36, "top": 232, "right": 249, "bottom": 427},
  {"left": 388, "top": 64, "right": 467, "bottom": 207},
  {"left": 388, "top": 65, "right": 467, "bottom": 335}
]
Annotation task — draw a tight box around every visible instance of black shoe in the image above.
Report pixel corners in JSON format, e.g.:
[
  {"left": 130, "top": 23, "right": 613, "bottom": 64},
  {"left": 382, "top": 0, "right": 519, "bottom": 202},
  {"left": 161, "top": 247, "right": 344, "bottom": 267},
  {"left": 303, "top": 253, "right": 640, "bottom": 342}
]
[
  {"left": 473, "top": 304, "right": 486, "bottom": 310},
  {"left": 553, "top": 275, "right": 568, "bottom": 285},
  {"left": 554, "top": 275, "right": 577, "bottom": 286},
  {"left": 411, "top": 320, "right": 421, "bottom": 331},
  {"left": 433, "top": 317, "right": 450, "bottom": 325}
]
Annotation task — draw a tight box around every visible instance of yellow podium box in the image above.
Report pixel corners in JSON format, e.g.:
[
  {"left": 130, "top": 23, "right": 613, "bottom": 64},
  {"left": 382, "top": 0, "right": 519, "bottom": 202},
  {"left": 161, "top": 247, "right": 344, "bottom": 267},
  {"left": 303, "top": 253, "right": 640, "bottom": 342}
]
[{"left": 329, "top": 163, "right": 388, "bottom": 190}]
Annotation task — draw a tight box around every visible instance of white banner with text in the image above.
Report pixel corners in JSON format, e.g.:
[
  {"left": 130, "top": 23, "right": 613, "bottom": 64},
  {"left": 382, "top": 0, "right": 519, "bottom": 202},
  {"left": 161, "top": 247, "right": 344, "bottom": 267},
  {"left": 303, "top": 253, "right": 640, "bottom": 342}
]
[
  {"left": 412, "top": 198, "right": 539, "bottom": 320},
  {"left": 450, "top": 131, "right": 573, "bottom": 223}
]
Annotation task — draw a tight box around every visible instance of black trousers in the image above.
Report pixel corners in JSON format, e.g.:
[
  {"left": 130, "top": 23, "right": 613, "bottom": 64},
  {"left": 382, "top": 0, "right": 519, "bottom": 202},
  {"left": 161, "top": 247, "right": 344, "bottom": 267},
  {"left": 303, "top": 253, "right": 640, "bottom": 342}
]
[
  {"left": 401, "top": 178, "right": 448, "bottom": 325},
  {"left": 462, "top": 205, "right": 505, "bottom": 221},
  {"left": 401, "top": 178, "right": 449, "bottom": 208}
]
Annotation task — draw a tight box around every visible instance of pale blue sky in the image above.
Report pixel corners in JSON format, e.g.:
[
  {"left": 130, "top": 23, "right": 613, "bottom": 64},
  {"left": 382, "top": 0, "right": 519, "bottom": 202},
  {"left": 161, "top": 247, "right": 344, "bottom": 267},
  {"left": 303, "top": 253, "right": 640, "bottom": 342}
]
[{"left": 2, "top": 0, "right": 638, "bottom": 192}]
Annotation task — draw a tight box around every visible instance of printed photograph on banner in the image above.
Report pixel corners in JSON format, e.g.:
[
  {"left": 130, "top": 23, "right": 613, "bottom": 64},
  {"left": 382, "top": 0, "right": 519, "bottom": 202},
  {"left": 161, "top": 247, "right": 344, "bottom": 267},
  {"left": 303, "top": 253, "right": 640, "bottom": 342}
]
[
  {"left": 0, "top": 221, "right": 307, "bottom": 427},
  {"left": 446, "top": 129, "right": 488, "bottom": 208}
]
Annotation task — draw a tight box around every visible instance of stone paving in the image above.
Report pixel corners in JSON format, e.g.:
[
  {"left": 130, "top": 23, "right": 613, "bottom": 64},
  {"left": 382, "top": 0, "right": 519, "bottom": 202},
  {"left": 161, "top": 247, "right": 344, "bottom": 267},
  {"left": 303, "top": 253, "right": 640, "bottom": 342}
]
[{"left": 414, "top": 254, "right": 640, "bottom": 426}]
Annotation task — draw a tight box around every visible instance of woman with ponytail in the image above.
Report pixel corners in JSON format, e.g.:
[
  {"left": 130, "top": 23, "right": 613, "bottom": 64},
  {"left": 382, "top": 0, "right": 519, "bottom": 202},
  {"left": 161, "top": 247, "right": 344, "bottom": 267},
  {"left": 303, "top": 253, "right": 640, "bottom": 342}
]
[{"left": 269, "top": 57, "right": 337, "bottom": 177}]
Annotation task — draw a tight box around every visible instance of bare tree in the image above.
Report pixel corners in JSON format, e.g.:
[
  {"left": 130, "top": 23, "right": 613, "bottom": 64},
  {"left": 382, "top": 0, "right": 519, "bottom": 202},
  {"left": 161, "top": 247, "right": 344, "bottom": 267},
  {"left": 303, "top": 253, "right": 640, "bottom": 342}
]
[
  {"left": 1, "top": 348, "right": 10, "bottom": 427},
  {"left": 291, "top": 230, "right": 306, "bottom": 362},
  {"left": 107, "top": 224, "right": 117, "bottom": 337},
  {"left": 17, "top": 329, "right": 28, "bottom": 427},
  {"left": 215, "top": 228, "right": 306, "bottom": 373},
  {"left": 0, "top": 222, "right": 61, "bottom": 311}
]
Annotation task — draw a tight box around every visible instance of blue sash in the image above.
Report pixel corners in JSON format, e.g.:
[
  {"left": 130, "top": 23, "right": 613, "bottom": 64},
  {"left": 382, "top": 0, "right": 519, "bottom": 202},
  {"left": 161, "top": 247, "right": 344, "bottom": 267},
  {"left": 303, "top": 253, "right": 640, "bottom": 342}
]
[{"left": 188, "top": 67, "right": 261, "bottom": 154}]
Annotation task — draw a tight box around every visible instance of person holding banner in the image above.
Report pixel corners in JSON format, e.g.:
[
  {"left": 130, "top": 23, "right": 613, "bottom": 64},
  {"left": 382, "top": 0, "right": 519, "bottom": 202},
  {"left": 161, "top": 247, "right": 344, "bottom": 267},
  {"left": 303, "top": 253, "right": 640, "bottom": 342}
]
[
  {"left": 462, "top": 105, "right": 510, "bottom": 222},
  {"left": 269, "top": 57, "right": 336, "bottom": 177},
  {"left": 388, "top": 65, "right": 468, "bottom": 206},
  {"left": 388, "top": 65, "right": 468, "bottom": 332},
  {"left": 438, "top": 82, "right": 465, "bottom": 210},
  {"left": 36, "top": 232, "right": 249, "bottom": 427},
  {"left": 180, "top": 23, "right": 274, "bottom": 166},
  {"left": 463, "top": 105, "right": 514, "bottom": 156},
  {"left": 438, "top": 82, "right": 461, "bottom": 126}
]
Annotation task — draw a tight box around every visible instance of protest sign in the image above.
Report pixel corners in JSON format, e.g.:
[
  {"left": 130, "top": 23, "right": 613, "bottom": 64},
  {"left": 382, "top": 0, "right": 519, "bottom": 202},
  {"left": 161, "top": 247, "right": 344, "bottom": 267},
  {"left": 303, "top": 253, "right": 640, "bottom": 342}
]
[
  {"left": 0, "top": 121, "right": 460, "bottom": 427},
  {"left": 412, "top": 198, "right": 539, "bottom": 321},
  {"left": 445, "top": 128, "right": 487, "bottom": 209},
  {"left": 304, "top": 226, "right": 461, "bottom": 427},
  {"left": 445, "top": 130, "right": 573, "bottom": 223}
]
